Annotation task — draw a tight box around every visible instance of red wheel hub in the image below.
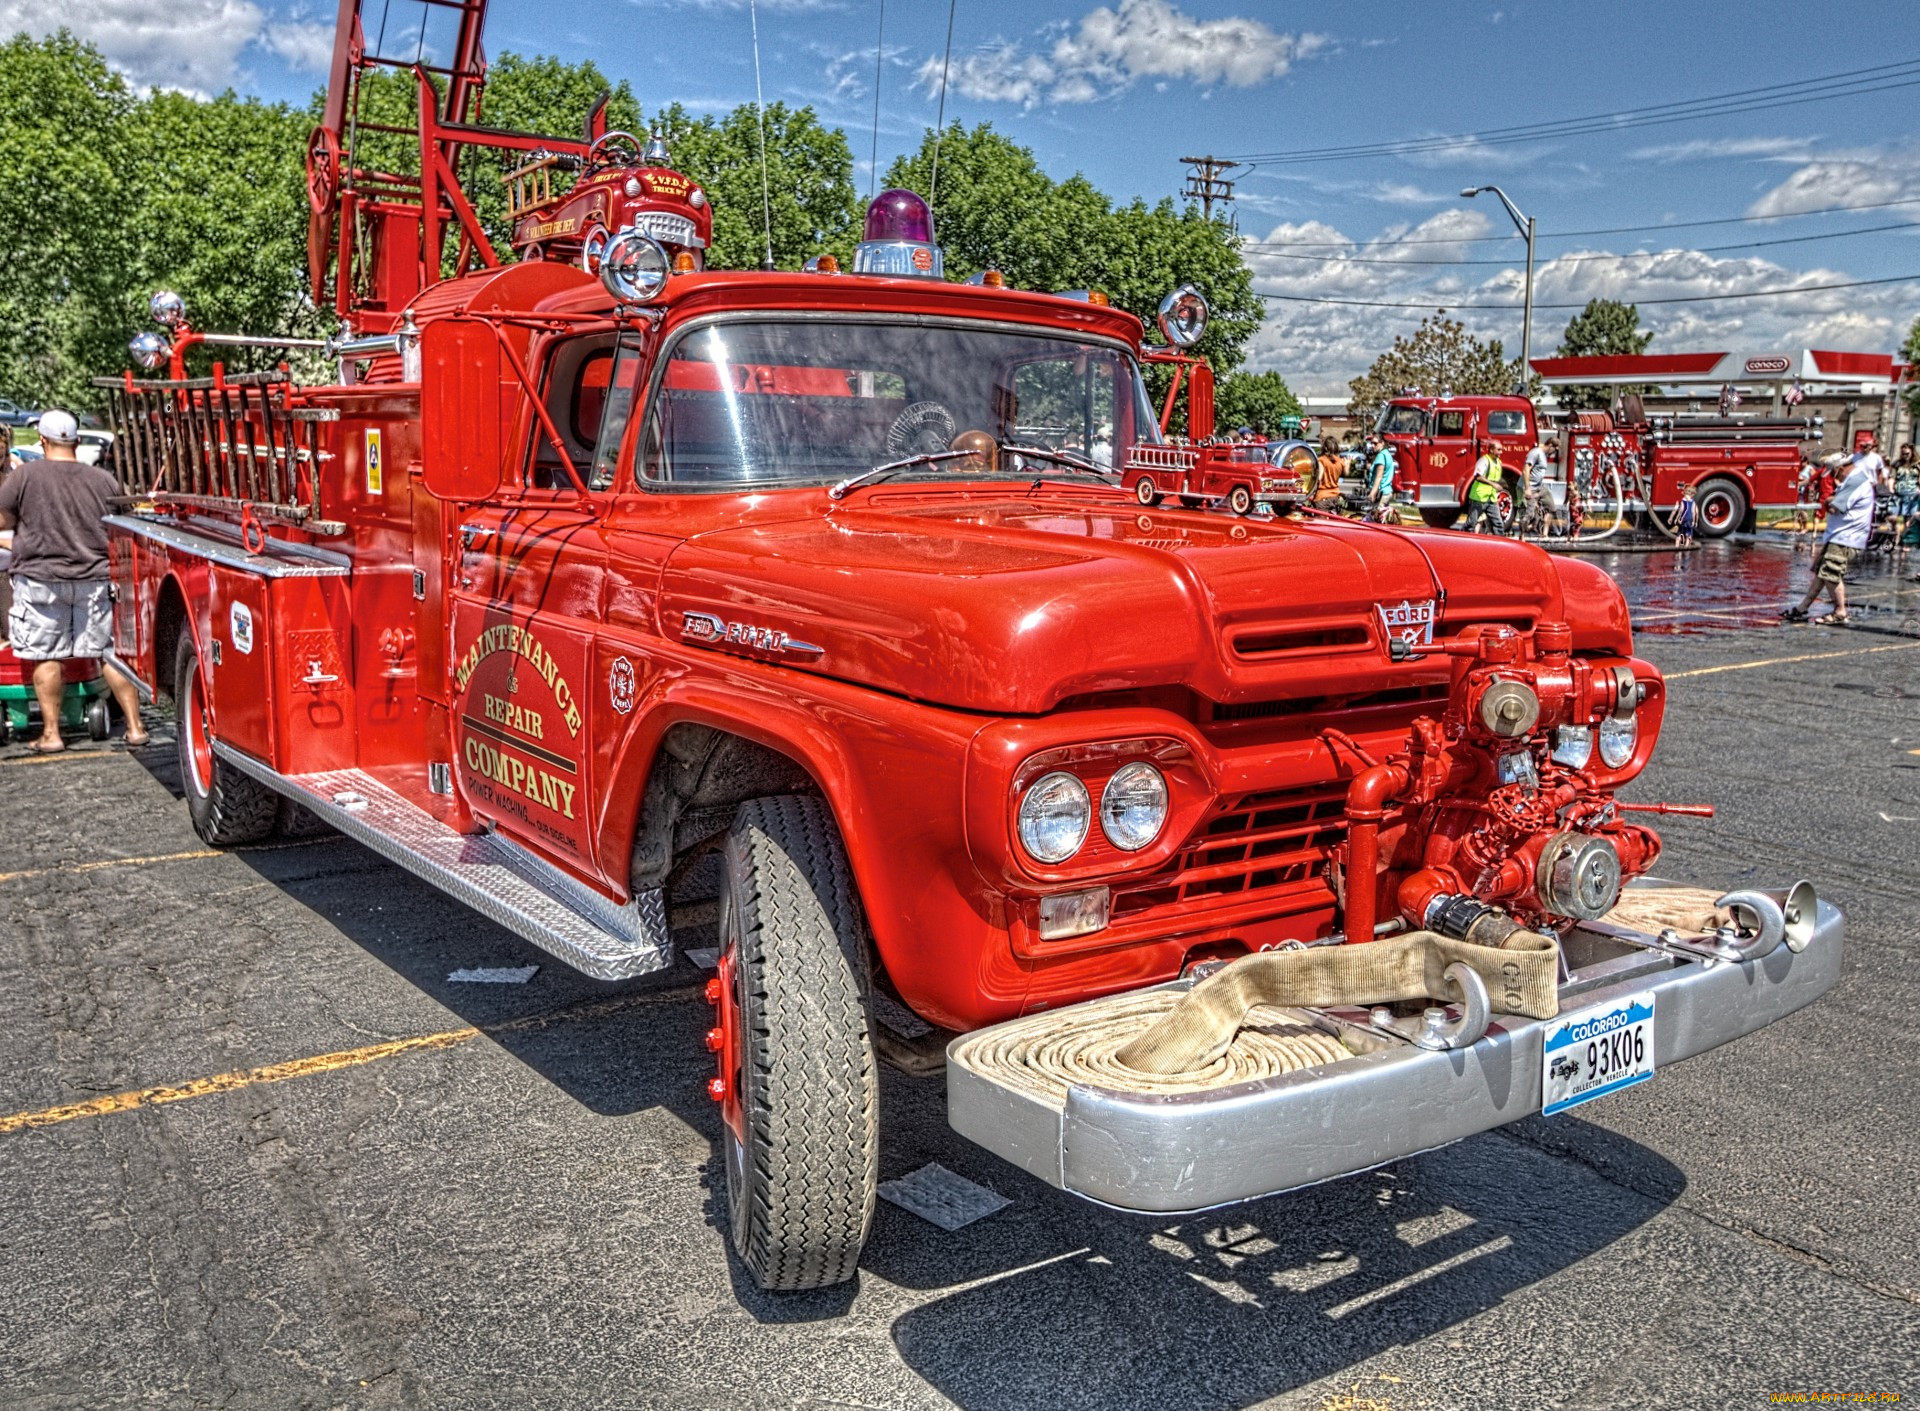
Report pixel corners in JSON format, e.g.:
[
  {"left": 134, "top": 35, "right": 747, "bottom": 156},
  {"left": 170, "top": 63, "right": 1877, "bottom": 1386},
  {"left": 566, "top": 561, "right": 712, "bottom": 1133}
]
[
  {"left": 704, "top": 947, "right": 745, "bottom": 1141},
  {"left": 184, "top": 665, "right": 214, "bottom": 797}
]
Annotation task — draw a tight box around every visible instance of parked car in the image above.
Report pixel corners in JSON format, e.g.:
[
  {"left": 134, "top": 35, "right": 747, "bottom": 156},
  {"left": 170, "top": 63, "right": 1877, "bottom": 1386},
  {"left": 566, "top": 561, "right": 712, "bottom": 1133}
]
[{"left": 0, "top": 398, "right": 44, "bottom": 428}]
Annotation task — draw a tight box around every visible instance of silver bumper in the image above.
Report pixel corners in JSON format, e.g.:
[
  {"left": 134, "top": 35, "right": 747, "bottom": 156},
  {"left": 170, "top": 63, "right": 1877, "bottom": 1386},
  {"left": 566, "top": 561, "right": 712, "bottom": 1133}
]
[{"left": 946, "top": 899, "right": 1843, "bottom": 1214}]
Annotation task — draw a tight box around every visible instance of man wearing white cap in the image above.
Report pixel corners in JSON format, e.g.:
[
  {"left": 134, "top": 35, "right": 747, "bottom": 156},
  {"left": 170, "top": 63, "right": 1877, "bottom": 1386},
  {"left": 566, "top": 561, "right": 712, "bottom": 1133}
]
[{"left": 0, "top": 410, "right": 147, "bottom": 750}]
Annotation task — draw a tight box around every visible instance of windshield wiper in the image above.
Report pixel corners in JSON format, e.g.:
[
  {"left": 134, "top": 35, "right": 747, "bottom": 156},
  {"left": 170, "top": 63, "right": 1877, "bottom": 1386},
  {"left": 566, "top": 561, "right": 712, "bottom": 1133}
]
[
  {"left": 998, "top": 442, "right": 1117, "bottom": 483},
  {"left": 828, "top": 449, "right": 976, "bottom": 501}
]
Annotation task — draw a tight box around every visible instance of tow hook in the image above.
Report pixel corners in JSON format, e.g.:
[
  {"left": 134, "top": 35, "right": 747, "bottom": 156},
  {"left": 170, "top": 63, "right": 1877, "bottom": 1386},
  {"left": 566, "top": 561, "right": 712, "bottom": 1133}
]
[
  {"left": 1601, "top": 881, "right": 1818, "bottom": 967},
  {"left": 1365, "top": 962, "right": 1492, "bottom": 1051}
]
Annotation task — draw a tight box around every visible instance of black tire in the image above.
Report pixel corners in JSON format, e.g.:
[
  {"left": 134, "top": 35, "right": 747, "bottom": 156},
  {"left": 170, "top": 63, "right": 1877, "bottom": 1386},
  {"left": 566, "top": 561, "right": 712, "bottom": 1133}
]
[
  {"left": 1419, "top": 507, "right": 1457, "bottom": 530},
  {"left": 1133, "top": 476, "right": 1160, "bottom": 507},
  {"left": 1694, "top": 478, "right": 1747, "bottom": 540},
  {"left": 86, "top": 697, "right": 111, "bottom": 741},
  {"left": 719, "top": 795, "right": 877, "bottom": 1291},
  {"left": 1227, "top": 484, "right": 1253, "bottom": 515},
  {"left": 175, "top": 634, "right": 277, "bottom": 845}
]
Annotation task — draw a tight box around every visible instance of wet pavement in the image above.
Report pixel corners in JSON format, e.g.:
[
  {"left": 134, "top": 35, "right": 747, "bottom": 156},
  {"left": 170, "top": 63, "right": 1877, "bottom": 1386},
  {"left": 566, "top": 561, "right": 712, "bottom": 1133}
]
[
  {"left": 1, "top": 538, "right": 1916, "bottom": 1410},
  {"left": 1591, "top": 530, "right": 1920, "bottom": 638}
]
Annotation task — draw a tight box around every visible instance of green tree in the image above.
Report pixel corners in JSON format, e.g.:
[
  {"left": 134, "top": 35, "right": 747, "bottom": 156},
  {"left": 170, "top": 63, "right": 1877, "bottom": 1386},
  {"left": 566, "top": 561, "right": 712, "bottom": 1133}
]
[
  {"left": 123, "top": 91, "right": 316, "bottom": 367},
  {"left": 884, "top": 123, "right": 1262, "bottom": 376},
  {"left": 1902, "top": 314, "right": 1920, "bottom": 420},
  {"left": 1215, "top": 370, "right": 1302, "bottom": 435},
  {"left": 1347, "top": 315, "right": 1533, "bottom": 425},
  {"left": 1554, "top": 298, "right": 1653, "bottom": 412},
  {"left": 658, "top": 101, "right": 861, "bottom": 271},
  {"left": 0, "top": 32, "right": 132, "bottom": 408}
]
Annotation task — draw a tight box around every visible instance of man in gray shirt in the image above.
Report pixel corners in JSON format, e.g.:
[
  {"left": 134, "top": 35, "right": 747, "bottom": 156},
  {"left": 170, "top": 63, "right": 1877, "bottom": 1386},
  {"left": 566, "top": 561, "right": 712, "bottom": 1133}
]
[{"left": 0, "top": 410, "right": 147, "bottom": 751}]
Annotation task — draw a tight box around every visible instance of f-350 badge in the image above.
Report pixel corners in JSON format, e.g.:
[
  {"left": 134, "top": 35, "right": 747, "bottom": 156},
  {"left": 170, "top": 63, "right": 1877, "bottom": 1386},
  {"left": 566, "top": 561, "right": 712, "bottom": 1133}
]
[{"left": 681, "top": 610, "right": 824, "bottom": 658}]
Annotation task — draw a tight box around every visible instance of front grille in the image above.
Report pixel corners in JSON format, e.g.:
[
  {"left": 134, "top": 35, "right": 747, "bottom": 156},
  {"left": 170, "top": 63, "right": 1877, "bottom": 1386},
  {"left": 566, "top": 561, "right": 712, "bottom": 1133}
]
[
  {"left": 1112, "top": 784, "right": 1348, "bottom": 918},
  {"left": 1209, "top": 681, "right": 1449, "bottom": 723}
]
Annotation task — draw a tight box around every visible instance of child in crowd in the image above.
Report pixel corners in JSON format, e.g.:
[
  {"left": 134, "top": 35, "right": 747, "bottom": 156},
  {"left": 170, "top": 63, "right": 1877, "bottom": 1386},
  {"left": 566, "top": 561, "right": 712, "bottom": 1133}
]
[{"left": 1673, "top": 481, "right": 1697, "bottom": 547}]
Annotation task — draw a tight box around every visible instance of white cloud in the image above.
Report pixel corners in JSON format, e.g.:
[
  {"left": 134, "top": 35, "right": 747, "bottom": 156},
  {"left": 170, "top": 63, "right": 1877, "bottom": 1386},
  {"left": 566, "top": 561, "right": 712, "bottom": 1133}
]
[
  {"left": 919, "top": 0, "right": 1316, "bottom": 109},
  {"left": 1629, "top": 136, "right": 1816, "bottom": 164},
  {"left": 1751, "top": 150, "right": 1920, "bottom": 216},
  {"left": 1238, "top": 210, "right": 1917, "bottom": 397},
  {"left": 259, "top": 19, "right": 332, "bottom": 73},
  {"left": 0, "top": 0, "right": 266, "bottom": 93}
]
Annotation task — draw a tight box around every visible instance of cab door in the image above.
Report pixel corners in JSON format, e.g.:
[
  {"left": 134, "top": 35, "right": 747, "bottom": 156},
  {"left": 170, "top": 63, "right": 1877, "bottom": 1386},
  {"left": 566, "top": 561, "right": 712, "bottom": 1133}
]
[
  {"left": 1428, "top": 405, "right": 1475, "bottom": 498},
  {"left": 449, "top": 333, "right": 626, "bottom": 877}
]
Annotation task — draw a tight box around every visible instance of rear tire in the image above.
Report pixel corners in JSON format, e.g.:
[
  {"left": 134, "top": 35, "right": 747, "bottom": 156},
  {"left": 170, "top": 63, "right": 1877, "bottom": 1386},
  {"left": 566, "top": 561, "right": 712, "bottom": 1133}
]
[
  {"left": 1694, "top": 478, "right": 1748, "bottom": 540},
  {"left": 1133, "top": 476, "right": 1160, "bottom": 507},
  {"left": 1419, "top": 507, "right": 1457, "bottom": 530},
  {"left": 175, "top": 634, "right": 276, "bottom": 845},
  {"left": 718, "top": 795, "right": 877, "bottom": 1291},
  {"left": 1227, "top": 484, "right": 1253, "bottom": 515}
]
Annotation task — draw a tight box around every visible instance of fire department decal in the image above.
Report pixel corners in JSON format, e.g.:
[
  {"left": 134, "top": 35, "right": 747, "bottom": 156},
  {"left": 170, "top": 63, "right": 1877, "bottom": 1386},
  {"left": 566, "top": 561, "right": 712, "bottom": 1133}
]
[
  {"left": 229, "top": 602, "right": 254, "bottom": 654},
  {"left": 608, "top": 656, "right": 636, "bottom": 714},
  {"left": 365, "top": 428, "right": 383, "bottom": 495},
  {"left": 1376, "top": 598, "right": 1437, "bottom": 647}
]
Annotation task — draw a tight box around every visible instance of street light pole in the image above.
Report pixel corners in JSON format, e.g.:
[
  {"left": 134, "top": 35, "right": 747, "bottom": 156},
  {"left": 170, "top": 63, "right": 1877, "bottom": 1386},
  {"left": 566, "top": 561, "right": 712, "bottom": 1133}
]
[{"left": 1464, "top": 185, "right": 1534, "bottom": 394}]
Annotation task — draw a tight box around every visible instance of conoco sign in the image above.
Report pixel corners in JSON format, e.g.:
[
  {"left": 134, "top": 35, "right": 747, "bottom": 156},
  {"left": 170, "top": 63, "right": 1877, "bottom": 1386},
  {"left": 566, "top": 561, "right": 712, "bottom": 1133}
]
[{"left": 1744, "top": 357, "right": 1791, "bottom": 375}]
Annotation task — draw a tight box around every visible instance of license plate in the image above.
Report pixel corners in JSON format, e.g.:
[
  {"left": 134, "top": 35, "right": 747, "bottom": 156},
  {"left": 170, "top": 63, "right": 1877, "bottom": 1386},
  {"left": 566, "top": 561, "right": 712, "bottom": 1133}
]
[{"left": 1541, "top": 991, "right": 1656, "bottom": 1116}]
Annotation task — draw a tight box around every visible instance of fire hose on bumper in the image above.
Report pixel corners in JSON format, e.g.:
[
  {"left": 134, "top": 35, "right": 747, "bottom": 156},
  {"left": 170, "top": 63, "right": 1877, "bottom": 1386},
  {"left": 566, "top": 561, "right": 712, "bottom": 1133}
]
[{"left": 947, "top": 881, "right": 1841, "bottom": 1212}]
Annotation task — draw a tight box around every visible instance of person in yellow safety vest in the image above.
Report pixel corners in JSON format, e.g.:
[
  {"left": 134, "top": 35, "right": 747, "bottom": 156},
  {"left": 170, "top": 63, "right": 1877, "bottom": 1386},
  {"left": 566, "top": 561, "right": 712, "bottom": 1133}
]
[{"left": 1462, "top": 439, "right": 1505, "bottom": 534}]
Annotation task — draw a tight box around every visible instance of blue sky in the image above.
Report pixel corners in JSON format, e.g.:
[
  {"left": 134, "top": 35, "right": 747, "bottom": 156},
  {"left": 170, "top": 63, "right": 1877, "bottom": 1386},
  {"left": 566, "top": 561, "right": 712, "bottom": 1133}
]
[{"left": 13, "top": 0, "right": 1920, "bottom": 393}]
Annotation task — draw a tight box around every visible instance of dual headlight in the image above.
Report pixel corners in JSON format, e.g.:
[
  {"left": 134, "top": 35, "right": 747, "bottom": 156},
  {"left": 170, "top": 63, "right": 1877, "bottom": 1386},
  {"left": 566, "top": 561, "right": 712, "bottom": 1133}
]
[{"left": 1017, "top": 761, "right": 1168, "bottom": 864}]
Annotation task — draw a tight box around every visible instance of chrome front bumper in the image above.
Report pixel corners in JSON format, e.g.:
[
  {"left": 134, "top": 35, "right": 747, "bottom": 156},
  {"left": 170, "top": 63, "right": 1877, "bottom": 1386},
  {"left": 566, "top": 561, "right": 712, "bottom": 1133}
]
[{"left": 946, "top": 896, "right": 1843, "bottom": 1214}]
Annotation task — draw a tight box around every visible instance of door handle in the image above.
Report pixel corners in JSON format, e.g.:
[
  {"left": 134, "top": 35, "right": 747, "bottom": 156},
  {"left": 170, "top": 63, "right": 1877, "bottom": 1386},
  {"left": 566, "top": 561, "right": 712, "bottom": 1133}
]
[{"left": 460, "top": 524, "right": 495, "bottom": 547}]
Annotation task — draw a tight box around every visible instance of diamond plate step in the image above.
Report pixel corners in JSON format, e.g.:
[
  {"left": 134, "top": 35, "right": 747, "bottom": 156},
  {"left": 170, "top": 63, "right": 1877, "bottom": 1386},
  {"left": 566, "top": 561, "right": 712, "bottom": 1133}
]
[{"left": 214, "top": 744, "right": 671, "bottom": 981}]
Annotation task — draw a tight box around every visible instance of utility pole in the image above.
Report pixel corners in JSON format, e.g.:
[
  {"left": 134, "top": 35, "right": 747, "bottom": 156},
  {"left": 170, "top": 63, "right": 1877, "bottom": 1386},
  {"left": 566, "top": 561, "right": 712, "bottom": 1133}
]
[
  {"left": 1180, "top": 155, "right": 1240, "bottom": 221},
  {"left": 1464, "top": 185, "right": 1536, "bottom": 395}
]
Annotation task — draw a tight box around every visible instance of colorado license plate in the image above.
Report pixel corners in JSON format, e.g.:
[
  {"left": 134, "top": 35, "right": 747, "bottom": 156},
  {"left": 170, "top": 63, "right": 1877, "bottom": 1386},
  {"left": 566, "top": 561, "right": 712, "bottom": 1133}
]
[{"left": 1541, "top": 992, "right": 1656, "bottom": 1116}]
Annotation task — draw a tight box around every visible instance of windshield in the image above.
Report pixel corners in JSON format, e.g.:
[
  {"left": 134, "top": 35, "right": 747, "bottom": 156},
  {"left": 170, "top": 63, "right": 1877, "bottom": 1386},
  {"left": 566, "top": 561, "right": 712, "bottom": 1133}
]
[
  {"left": 638, "top": 319, "right": 1159, "bottom": 488},
  {"left": 1376, "top": 404, "right": 1427, "bottom": 435}
]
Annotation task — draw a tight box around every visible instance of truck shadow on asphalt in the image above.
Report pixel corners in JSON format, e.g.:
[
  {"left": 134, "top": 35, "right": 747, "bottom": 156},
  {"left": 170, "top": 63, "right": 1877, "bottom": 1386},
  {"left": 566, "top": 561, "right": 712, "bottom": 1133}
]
[{"left": 128, "top": 741, "right": 1688, "bottom": 1380}]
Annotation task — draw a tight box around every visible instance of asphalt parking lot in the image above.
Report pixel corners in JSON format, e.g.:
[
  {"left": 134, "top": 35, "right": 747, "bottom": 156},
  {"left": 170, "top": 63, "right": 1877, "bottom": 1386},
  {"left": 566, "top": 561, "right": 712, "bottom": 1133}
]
[{"left": 1, "top": 536, "right": 1916, "bottom": 1410}]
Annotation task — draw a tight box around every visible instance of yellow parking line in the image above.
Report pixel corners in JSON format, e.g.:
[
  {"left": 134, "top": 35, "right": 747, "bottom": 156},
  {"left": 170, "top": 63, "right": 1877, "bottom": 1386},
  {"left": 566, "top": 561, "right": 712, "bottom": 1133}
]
[
  {"left": 0, "top": 836, "right": 342, "bottom": 886},
  {"left": 0, "top": 750, "right": 129, "bottom": 768},
  {"left": 0, "top": 985, "right": 700, "bottom": 1136},
  {"left": 1666, "top": 641, "right": 1920, "bottom": 680}
]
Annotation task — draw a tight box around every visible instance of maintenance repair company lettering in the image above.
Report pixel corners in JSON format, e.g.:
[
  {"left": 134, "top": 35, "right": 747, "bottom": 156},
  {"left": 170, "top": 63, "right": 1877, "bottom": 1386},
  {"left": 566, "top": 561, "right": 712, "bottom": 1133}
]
[
  {"left": 462, "top": 735, "right": 578, "bottom": 818},
  {"left": 453, "top": 625, "right": 583, "bottom": 736}
]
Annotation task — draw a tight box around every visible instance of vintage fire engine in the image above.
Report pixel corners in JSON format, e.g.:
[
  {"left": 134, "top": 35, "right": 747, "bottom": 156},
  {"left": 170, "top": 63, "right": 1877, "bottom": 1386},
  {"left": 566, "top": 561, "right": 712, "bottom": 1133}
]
[
  {"left": 95, "top": 0, "right": 1840, "bottom": 1293},
  {"left": 1376, "top": 388, "right": 1821, "bottom": 539}
]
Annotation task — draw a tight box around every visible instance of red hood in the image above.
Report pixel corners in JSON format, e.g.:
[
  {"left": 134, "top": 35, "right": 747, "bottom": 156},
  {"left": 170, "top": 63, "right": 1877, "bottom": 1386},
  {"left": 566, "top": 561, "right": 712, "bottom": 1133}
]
[{"left": 657, "top": 490, "right": 1581, "bottom": 715}]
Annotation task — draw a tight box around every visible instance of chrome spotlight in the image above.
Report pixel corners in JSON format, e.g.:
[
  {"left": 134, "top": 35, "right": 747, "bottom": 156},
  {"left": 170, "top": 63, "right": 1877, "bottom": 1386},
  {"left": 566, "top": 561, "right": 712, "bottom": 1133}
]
[
  {"left": 129, "top": 332, "right": 171, "bottom": 370},
  {"left": 149, "top": 290, "right": 186, "bottom": 328}
]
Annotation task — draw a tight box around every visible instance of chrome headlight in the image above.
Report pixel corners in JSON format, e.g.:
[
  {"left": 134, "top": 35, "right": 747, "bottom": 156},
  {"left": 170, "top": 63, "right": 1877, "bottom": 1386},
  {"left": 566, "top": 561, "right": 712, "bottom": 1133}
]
[
  {"left": 1100, "top": 761, "right": 1168, "bottom": 851},
  {"left": 1019, "top": 771, "right": 1091, "bottom": 864},
  {"left": 1552, "top": 725, "right": 1593, "bottom": 770},
  {"left": 1598, "top": 714, "right": 1638, "bottom": 768}
]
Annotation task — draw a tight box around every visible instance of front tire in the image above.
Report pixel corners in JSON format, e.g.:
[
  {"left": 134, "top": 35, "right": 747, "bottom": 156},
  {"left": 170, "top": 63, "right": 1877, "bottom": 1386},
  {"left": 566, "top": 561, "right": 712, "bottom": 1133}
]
[
  {"left": 175, "top": 634, "right": 276, "bottom": 845},
  {"left": 717, "top": 796, "right": 877, "bottom": 1291},
  {"left": 1227, "top": 484, "right": 1253, "bottom": 515},
  {"left": 1419, "top": 507, "right": 1457, "bottom": 530}
]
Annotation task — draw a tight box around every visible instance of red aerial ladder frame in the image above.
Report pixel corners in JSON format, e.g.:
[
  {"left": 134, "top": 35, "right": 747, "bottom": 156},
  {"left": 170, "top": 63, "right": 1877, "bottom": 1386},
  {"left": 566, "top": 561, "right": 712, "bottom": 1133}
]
[{"left": 309, "top": 0, "right": 611, "bottom": 330}]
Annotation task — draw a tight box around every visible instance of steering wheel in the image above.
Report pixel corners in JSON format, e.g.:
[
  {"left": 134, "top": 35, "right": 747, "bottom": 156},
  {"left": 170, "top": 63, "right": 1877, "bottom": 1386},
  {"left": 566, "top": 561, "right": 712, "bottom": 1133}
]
[
  {"left": 886, "top": 401, "right": 958, "bottom": 457},
  {"left": 586, "top": 130, "right": 643, "bottom": 167},
  {"left": 306, "top": 126, "right": 340, "bottom": 216}
]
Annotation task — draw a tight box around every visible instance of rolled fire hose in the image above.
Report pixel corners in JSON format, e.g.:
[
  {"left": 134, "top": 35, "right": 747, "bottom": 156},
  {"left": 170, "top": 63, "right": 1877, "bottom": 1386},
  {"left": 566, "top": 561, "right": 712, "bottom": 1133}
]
[{"left": 953, "top": 928, "right": 1560, "bottom": 1105}]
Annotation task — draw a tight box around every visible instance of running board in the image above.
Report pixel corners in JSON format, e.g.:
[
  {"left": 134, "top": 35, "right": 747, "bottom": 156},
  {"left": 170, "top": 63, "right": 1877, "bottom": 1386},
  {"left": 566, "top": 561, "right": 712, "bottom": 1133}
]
[{"left": 213, "top": 744, "right": 671, "bottom": 981}]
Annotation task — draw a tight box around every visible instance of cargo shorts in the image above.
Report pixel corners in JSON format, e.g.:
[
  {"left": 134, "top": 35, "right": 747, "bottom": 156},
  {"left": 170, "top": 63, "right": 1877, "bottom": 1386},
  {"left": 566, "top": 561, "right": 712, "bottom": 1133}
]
[
  {"left": 6, "top": 576, "right": 113, "bottom": 660},
  {"left": 1813, "top": 542, "right": 1857, "bottom": 584}
]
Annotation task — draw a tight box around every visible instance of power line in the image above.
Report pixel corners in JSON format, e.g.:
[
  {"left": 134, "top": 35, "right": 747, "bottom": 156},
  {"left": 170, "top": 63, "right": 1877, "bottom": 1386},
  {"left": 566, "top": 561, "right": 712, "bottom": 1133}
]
[
  {"left": 1256, "top": 273, "right": 1920, "bottom": 311},
  {"left": 1219, "top": 58, "right": 1920, "bottom": 166},
  {"left": 1243, "top": 195, "right": 1920, "bottom": 250},
  {"left": 1244, "top": 219, "right": 1920, "bottom": 267}
]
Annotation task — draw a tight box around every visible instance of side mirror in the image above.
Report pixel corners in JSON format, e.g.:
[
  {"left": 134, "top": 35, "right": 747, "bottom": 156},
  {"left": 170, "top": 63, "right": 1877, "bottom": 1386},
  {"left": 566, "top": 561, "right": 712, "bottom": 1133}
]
[
  {"left": 1157, "top": 284, "right": 1210, "bottom": 348},
  {"left": 420, "top": 317, "right": 504, "bottom": 502}
]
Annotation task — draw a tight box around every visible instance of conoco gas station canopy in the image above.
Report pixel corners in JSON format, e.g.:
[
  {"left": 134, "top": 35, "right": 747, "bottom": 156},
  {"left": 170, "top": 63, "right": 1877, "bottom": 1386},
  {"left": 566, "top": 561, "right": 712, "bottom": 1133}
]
[{"left": 1528, "top": 349, "right": 1909, "bottom": 390}]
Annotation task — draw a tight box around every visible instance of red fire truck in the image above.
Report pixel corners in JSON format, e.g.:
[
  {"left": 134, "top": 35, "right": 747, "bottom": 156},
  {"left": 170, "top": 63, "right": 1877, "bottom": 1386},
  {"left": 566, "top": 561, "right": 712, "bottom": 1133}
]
[
  {"left": 1375, "top": 390, "right": 1821, "bottom": 538},
  {"left": 93, "top": 0, "right": 1841, "bottom": 1293}
]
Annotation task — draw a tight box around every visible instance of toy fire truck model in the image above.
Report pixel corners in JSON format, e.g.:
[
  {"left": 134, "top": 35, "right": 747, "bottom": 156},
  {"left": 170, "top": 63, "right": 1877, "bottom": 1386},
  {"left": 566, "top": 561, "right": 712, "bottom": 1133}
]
[
  {"left": 94, "top": 0, "right": 1841, "bottom": 1293},
  {"left": 1123, "top": 440, "right": 1306, "bottom": 514}
]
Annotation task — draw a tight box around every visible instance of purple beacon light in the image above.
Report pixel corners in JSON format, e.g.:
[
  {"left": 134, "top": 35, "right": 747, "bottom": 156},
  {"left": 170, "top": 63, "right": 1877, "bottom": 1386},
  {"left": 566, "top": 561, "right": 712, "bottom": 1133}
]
[{"left": 853, "top": 188, "right": 944, "bottom": 279}]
